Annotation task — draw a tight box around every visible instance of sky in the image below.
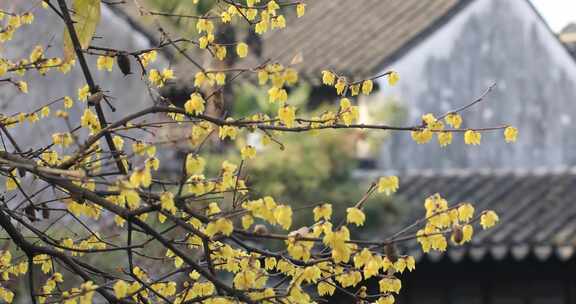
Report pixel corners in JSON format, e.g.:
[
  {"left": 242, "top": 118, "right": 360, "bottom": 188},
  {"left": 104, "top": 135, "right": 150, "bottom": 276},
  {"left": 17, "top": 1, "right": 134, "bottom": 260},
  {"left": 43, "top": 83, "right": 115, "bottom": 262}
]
[{"left": 530, "top": 0, "right": 576, "bottom": 32}]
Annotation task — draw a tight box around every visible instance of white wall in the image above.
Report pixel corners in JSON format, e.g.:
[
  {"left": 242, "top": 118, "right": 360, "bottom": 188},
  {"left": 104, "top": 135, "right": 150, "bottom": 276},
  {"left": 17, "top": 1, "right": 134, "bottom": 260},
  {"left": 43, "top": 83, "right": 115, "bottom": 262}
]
[{"left": 368, "top": 0, "right": 576, "bottom": 171}]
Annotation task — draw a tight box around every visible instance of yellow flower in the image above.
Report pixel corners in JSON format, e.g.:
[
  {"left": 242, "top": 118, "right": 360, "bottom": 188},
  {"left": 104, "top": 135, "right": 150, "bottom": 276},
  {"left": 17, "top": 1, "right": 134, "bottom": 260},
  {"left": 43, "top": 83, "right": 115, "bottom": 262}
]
[
  {"left": 445, "top": 112, "right": 462, "bottom": 128},
  {"left": 219, "top": 125, "right": 239, "bottom": 140},
  {"left": 160, "top": 192, "right": 176, "bottom": 214},
  {"left": 278, "top": 106, "right": 296, "bottom": 128},
  {"left": 334, "top": 77, "right": 346, "bottom": 95},
  {"left": 185, "top": 154, "right": 205, "bottom": 176},
  {"left": 268, "top": 87, "right": 288, "bottom": 103},
  {"left": 283, "top": 68, "right": 298, "bottom": 85},
  {"left": 480, "top": 210, "right": 499, "bottom": 229},
  {"left": 29, "top": 45, "right": 43, "bottom": 62},
  {"left": 148, "top": 68, "right": 174, "bottom": 87},
  {"left": 138, "top": 50, "right": 157, "bottom": 67},
  {"left": 313, "top": 203, "right": 332, "bottom": 221},
  {"left": 40, "top": 106, "right": 50, "bottom": 118},
  {"left": 437, "top": 131, "right": 453, "bottom": 147},
  {"left": 236, "top": 42, "right": 248, "bottom": 58},
  {"left": 379, "top": 277, "right": 401, "bottom": 294},
  {"left": 63, "top": 96, "right": 74, "bottom": 109},
  {"left": 80, "top": 108, "right": 101, "bottom": 133},
  {"left": 146, "top": 157, "right": 160, "bottom": 171},
  {"left": 21, "top": 13, "right": 34, "bottom": 24},
  {"left": 411, "top": 128, "right": 433, "bottom": 144},
  {"left": 220, "top": 11, "right": 231, "bottom": 23},
  {"left": 113, "top": 280, "right": 128, "bottom": 299},
  {"left": 388, "top": 71, "right": 400, "bottom": 86},
  {"left": 504, "top": 126, "right": 518, "bottom": 143},
  {"left": 96, "top": 55, "right": 114, "bottom": 72},
  {"left": 206, "top": 202, "right": 221, "bottom": 216},
  {"left": 349, "top": 84, "right": 360, "bottom": 96},
  {"left": 405, "top": 256, "right": 416, "bottom": 271},
  {"left": 321, "top": 70, "right": 335, "bottom": 85},
  {"left": 233, "top": 270, "right": 257, "bottom": 290},
  {"left": 199, "top": 34, "right": 214, "bottom": 49},
  {"left": 375, "top": 295, "right": 396, "bottom": 304},
  {"left": 184, "top": 93, "right": 205, "bottom": 115},
  {"left": 241, "top": 215, "right": 253, "bottom": 230},
  {"left": 0, "top": 61, "right": 7, "bottom": 76},
  {"left": 462, "top": 224, "right": 473, "bottom": 242},
  {"left": 317, "top": 280, "right": 336, "bottom": 296},
  {"left": 240, "top": 145, "right": 256, "bottom": 160},
  {"left": 215, "top": 45, "right": 227, "bottom": 60},
  {"left": 129, "top": 167, "right": 151, "bottom": 188},
  {"left": 274, "top": 205, "right": 293, "bottom": 230},
  {"left": 209, "top": 72, "right": 226, "bottom": 85},
  {"left": 196, "top": 18, "right": 213, "bottom": 34},
  {"left": 112, "top": 136, "right": 124, "bottom": 151},
  {"left": 464, "top": 129, "right": 481, "bottom": 145},
  {"left": 267, "top": 0, "right": 280, "bottom": 13},
  {"left": 377, "top": 176, "right": 399, "bottom": 195},
  {"left": 346, "top": 207, "right": 365, "bottom": 226},
  {"left": 78, "top": 84, "right": 90, "bottom": 102},
  {"left": 205, "top": 218, "right": 234, "bottom": 237},
  {"left": 296, "top": 3, "right": 306, "bottom": 17},
  {"left": 6, "top": 174, "right": 18, "bottom": 191},
  {"left": 339, "top": 98, "right": 359, "bottom": 126},
  {"left": 194, "top": 72, "right": 207, "bottom": 87},
  {"left": 422, "top": 113, "right": 443, "bottom": 130},
  {"left": 17, "top": 81, "right": 28, "bottom": 93},
  {"left": 162, "top": 68, "right": 175, "bottom": 80},
  {"left": 8, "top": 15, "right": 21, "bottom": 28},
  {"left": 271, "top": 15, "right": 286, "bottom": 29},
  {"left": 361, "top": 79, "right": 373, "bottom": 95},
  {"left": 258, "top": 69, "right": 269, "bottom": 85},
  {"left": 457, "top": 203, "right": 474, "bottom": 222}
]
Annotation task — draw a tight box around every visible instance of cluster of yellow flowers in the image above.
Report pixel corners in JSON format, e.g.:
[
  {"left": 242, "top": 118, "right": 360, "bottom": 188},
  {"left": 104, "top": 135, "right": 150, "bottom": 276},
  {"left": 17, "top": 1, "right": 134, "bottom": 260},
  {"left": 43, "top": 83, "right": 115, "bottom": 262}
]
[
  {"left": 0, "top": 11, "right": 34, "bottom": 42},
  {"left": 148, "top": 68, "right": 175, "bottom": 88},
  {"left": 416, "top": 194, "right": 499, "bottom": 252},
  {"left": 411, "top": 112, "right": 518, "bottom": 146},
  {"left": 1, "top": 11, "right": 76, "bottom": 94},
  {"left": 322, "top": 70, "right": 399, "bottom": 97},
  {"left": 57, "top": 235, "right": 107, "bottom": 257}
]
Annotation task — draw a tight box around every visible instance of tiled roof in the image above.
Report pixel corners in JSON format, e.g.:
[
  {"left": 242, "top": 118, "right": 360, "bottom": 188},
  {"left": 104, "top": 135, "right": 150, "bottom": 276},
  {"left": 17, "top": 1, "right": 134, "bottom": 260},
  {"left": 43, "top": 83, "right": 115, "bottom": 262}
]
[
  {"left": 260, "top": 0, "right": 466, "bottom": 79},
  {"left": 369, "top": 168, "right": 576, "bottom": 262},
  {"left": 560, "top": 23, "right": 576, "bottom": 59},
  {"left": 107, "top": 1, "right": 471, "bottom": 81}
]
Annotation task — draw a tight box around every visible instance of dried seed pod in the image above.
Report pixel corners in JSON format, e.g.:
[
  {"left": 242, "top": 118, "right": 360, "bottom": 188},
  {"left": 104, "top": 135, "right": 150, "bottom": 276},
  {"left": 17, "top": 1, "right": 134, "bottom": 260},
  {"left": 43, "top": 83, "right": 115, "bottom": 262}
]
[
  {"left": 288, "top": 226, "right": 310, "bottom": 238},
  {"left": 452, "top": 225, "right": 464, "bottom": 244},
  {"left": 117, "top": 54, "right": 132, "bottom": 76},
  {"left": 24, "top": 205, "right": 37, "bottom": 222},
  {"left": 41, "top": 203, "right": 50, "bottom": 219},
  {"left": 384, "top": 243, "right": 398, "bottom": 263},
  {"left": 87, "top": 91, "right": 104, "bottom": 105},
  {"left": 17, "top": 168, "right": 26, "bottom": 177},
  {"left": 253, "top": 224, "right": 268, "bottom": 235}
]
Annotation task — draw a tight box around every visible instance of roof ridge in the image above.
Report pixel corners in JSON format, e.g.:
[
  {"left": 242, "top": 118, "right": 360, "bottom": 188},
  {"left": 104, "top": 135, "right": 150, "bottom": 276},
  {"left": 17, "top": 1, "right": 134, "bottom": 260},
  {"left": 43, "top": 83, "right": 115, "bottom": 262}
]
[{"left": 357, "top": 166, "right": 576, "bottom": 178}]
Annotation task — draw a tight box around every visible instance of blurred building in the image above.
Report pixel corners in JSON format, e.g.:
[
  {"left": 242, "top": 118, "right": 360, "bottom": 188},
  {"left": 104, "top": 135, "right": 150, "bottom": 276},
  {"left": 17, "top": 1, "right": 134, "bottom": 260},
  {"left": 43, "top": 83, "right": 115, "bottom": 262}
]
[
  {"left": 560, "top": 23, "right": 576, "bottom": 58},
  {"left": 261, "top": 0, "right": 576, "bottom": 303}
]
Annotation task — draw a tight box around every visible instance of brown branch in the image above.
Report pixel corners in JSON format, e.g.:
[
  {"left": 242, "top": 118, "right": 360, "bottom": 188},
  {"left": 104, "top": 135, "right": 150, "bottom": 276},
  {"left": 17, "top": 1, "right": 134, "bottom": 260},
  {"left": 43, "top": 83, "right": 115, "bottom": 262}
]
[{"left": 55, "top": 0, "right": 127, "bottom": 175}]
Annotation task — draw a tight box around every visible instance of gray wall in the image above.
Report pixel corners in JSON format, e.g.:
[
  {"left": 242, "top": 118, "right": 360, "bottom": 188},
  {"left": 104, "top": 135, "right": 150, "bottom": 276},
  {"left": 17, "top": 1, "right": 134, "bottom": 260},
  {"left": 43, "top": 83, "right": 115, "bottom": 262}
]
[{"left": 372, "top": 0, "right": 576, "bottom": 171}]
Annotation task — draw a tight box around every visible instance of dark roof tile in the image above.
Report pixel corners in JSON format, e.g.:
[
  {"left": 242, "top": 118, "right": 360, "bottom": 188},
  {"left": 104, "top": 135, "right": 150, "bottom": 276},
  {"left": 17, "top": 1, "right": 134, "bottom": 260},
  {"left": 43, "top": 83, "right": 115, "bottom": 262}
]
[
  {"left": 260, "top": 0, "right": 465, "bottom": 78},
  {"left": 374, "top": 168, "right": 576, "bottom": 262}
]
